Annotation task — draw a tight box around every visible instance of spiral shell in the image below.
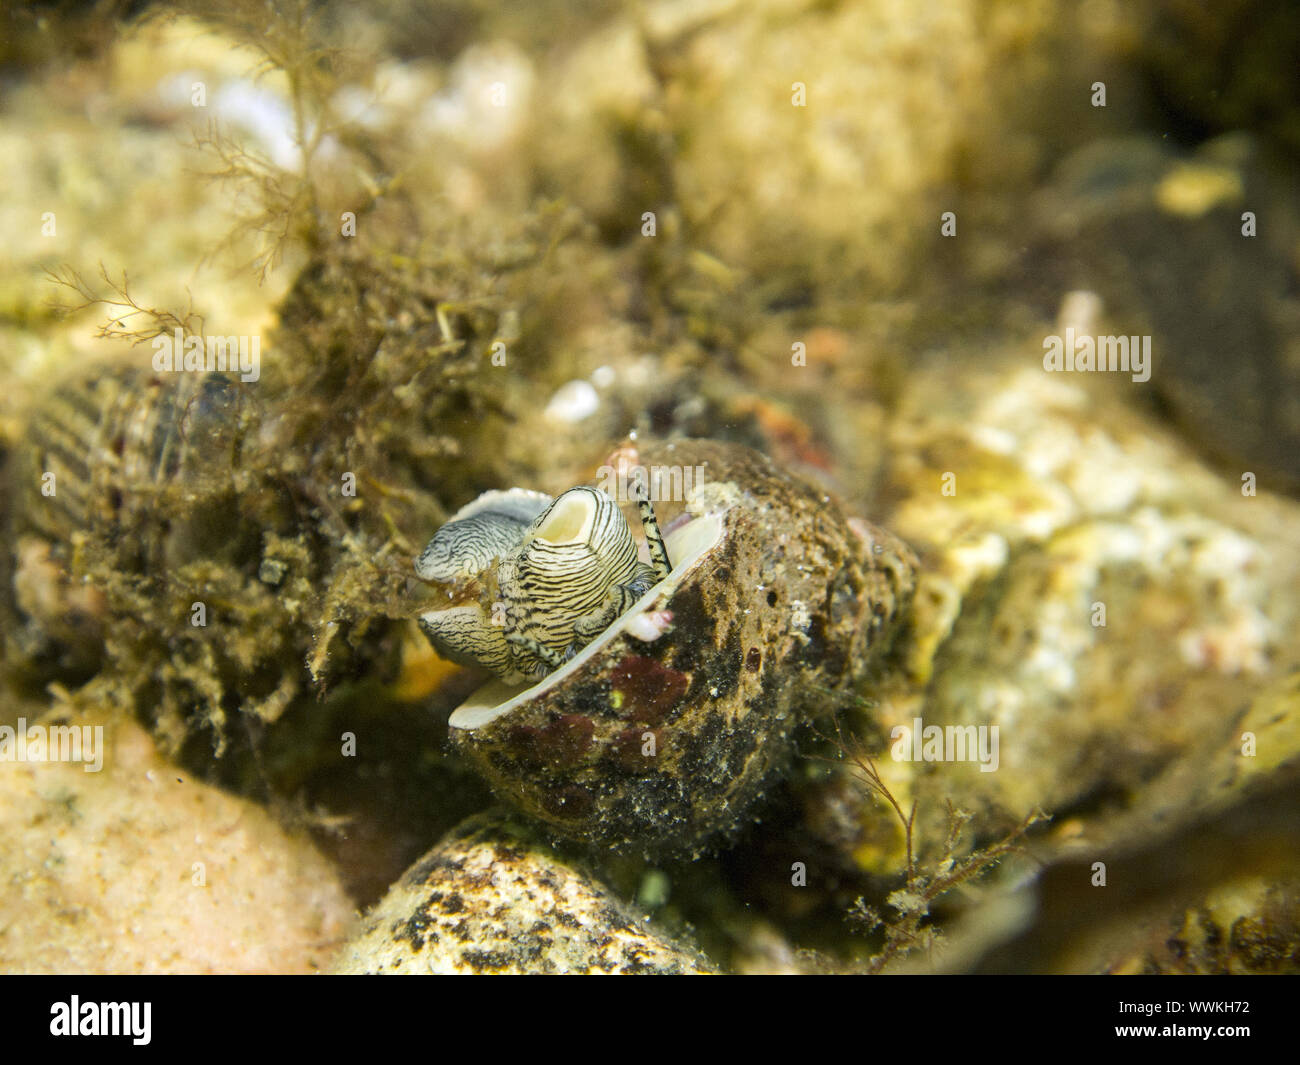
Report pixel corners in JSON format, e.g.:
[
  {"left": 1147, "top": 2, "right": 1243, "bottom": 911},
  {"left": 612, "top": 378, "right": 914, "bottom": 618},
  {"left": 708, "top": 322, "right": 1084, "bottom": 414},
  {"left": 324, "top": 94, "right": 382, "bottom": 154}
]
[
  {"left": 418, "top": 484, "right": 658, "bottom": 684},
  {"left": 13, "top": 365, "right": 255, "bottom": 566},
  {"left": 6, "top": 366, "right": 259, "bottom": 677},
  {"left": 434, "top": 439, "right": 918, "bottom": 855}
]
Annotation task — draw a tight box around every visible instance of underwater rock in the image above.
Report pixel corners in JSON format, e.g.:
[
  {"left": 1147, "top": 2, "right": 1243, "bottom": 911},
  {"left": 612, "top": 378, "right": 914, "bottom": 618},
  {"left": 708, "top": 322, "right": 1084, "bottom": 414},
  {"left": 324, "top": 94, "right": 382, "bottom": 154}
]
[
  {"left": 1029, "top": 134, "right": 1300, "bottom": 488},
  {"left": 329, "top": 810, "right": 712, "bottom": 974},
  {"left": 957, "top": 759, "right": 1300, "bottom": 975},
  {"left": 537, "top": 0, "right": 1055, "bottom": 299},
  {"left": 0, "top": 717, "right": 355, "bottom": 974},
  {"left": 879, "top": 360, "right": 1300, "bottom": 846},
  {"left": 1124, "top": 877, "right": 1300, "bottom": 975}
]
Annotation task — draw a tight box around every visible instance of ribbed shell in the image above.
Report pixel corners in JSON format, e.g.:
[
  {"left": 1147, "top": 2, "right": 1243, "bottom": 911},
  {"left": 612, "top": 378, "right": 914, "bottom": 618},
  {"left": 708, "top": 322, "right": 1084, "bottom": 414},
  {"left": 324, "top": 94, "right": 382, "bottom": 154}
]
[
  {"left": 16, "top": 367, "right": 248, "bottom": 553},
  {"left": 414, "top": 488, "right": 551, "bottom": 583},
  {"left": 498, "top": 487, "right": 646, "bottom": 673}
]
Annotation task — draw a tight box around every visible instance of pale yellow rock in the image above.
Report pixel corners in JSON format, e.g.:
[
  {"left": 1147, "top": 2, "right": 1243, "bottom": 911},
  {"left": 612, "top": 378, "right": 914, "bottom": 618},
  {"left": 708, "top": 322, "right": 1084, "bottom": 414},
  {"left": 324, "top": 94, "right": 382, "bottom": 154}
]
[
  {"left": 0, "top": 717, "right": 356, "bottom": 974},
  {"left": 536, "top": 0, "right": 1057, "bottom": 295}
]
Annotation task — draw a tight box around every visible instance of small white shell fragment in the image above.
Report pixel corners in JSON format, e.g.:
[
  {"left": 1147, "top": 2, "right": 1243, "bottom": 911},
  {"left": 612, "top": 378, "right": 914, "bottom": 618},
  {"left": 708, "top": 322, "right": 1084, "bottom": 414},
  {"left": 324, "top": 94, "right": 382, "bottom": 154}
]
[
  {"left": 625, "top": 609, "right": 673, "bottom": 643},
  {"left": 1055, "top": 289, "right": 1104, "bottom": 336},
  {"left": 543, "top": 379, "right": 600, "bottom": 423}
]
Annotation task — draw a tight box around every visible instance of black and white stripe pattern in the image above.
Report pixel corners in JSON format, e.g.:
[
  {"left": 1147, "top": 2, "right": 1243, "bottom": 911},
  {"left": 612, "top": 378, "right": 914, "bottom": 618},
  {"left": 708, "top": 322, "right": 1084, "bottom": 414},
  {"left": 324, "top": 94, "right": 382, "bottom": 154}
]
[
  {"left": 635, "top": 494, "right": 673, "bottom": 581},
  {"left": 499, "top": 487, "right": 644, "bottom": 675},
  {"left": 17, "top": 369, "right": 246, "bottom": 546},
  {"left": 415, "top": 488, "right": 551, "bottom": 582},
  {"left": 418, "top": 604, "right": 513, "bottom": 677},
  {"left": 416, "top": 484, "right": 672, "bottom": 684}
]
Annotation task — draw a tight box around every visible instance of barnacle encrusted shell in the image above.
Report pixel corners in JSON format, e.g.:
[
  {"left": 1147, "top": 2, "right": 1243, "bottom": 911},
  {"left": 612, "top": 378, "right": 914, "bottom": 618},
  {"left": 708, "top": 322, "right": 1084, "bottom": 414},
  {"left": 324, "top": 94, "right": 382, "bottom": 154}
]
[
  {"left": 328, "top": 810, "right": 712, "bottom": 975},
  {"left": 445, "top": 439, "right": 918, "bottom": 855}
]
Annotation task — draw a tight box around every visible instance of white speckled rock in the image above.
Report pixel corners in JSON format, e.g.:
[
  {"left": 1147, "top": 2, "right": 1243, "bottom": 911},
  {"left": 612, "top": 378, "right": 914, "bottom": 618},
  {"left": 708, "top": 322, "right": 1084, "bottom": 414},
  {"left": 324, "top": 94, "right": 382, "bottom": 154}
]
[
  {"left": 875, "top": 359, "right": 1300, "bottom": 841},
  {"left": 329, "top": 811, "right": 713, "bottom": 974}
]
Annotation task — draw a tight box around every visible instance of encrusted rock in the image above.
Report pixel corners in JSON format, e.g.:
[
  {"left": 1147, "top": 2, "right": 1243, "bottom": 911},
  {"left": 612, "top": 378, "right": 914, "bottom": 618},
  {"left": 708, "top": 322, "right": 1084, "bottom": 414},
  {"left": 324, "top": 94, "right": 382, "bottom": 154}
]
[{"left": 329, "top": 811, "right": 712, "bottom": 974}]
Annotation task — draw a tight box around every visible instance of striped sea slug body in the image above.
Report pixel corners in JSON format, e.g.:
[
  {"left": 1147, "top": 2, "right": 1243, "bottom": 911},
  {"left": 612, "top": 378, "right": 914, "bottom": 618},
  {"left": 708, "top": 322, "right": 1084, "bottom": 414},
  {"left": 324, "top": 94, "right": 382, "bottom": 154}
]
[
  {"left": 414, "top": 488, "right": 550, "bottom": 584},
  {"left": 499, "top": 487, "right": 655, "bottom": 676}
]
